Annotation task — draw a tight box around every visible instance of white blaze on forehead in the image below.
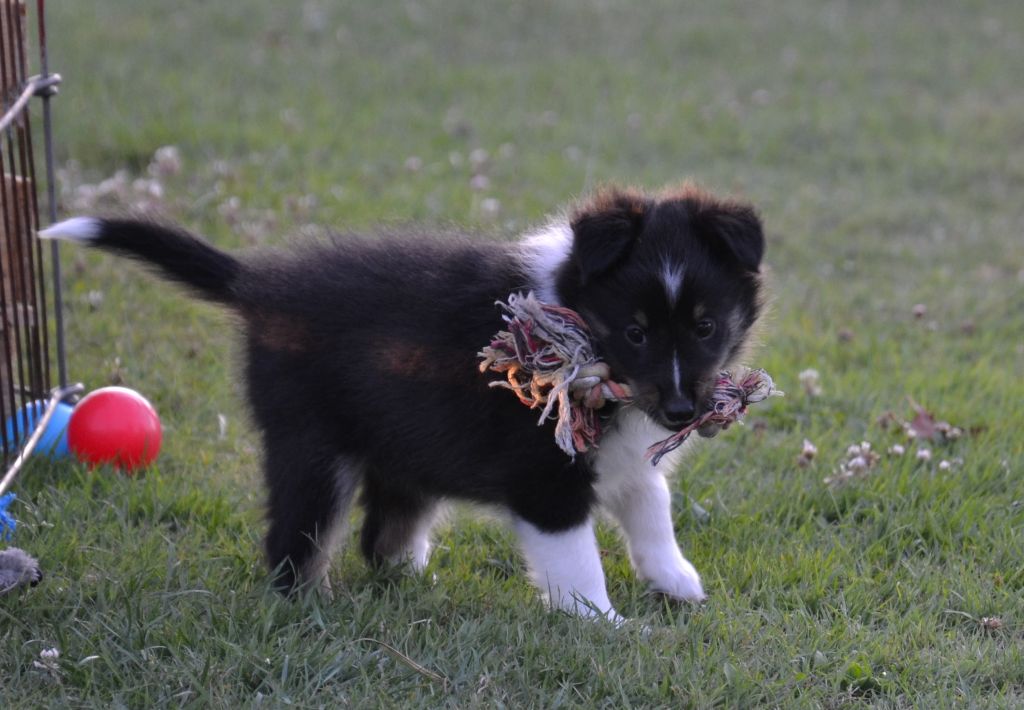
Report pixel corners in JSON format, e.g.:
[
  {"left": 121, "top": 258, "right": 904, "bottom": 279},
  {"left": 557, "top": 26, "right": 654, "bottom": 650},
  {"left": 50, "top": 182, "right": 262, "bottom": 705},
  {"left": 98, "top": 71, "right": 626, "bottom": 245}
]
[{"left": 660, "top": 257, "right": 684, "bottom": 308}]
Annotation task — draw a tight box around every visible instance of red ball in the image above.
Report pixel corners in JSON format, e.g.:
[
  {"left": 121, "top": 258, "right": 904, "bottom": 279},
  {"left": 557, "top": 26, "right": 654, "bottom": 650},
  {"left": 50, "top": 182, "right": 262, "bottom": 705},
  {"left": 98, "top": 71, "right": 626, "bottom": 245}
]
[{"left": 68, "top": 387, "right": 162, "bottom": 472}]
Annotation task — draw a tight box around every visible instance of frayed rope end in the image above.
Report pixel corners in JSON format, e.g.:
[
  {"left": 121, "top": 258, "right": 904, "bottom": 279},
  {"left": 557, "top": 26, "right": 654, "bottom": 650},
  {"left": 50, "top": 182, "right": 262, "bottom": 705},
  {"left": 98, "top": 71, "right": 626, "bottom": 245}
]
[{"left": 645, "top": 368, "right": 782, "bottom": 465}]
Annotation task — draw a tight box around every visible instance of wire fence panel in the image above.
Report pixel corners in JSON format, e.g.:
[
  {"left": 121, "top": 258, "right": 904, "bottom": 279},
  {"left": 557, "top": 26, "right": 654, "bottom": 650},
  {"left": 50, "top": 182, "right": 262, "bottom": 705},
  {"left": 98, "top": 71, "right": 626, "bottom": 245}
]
[{"left": 0, "top": 0, "right": 62, "bottom": 464}]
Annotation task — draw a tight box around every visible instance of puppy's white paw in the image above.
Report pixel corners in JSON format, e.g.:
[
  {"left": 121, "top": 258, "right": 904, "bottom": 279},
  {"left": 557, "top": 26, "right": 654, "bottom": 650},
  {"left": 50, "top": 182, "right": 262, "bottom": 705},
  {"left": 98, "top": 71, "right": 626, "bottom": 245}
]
[
  {"left": 646, "top": 557, "right": 706, "bottom": 602},
  {"left": 385, "top": 535, "right": 433, "bottom": 574},
  {"left": 384, "top": 549, "right": 432, "bottom": 575},
  {"left": 561, "top": 599, "right": 627, "bottom": 627}
]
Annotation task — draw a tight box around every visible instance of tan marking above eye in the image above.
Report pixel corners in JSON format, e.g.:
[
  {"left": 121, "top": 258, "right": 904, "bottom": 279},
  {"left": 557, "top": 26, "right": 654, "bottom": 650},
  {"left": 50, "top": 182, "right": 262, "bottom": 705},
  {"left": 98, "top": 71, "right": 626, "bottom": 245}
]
[
  {"left": 693, "top": 303, "right": 706, "bottom": 320},
  {"left": 633, "top": 310, "right": 649, "bottom": 328},
  {"left": 726, "top": 308, "right": 744, "bottom": 333},
  {"left": 581, "top": 308, "right": 611, "bottom": 337}
]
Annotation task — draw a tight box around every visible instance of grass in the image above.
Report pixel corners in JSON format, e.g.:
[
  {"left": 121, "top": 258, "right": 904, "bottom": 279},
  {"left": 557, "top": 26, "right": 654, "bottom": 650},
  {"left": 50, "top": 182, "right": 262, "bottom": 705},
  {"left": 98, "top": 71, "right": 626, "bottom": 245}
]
[{"left": 2, "top": 0, "right": 1023, "bottom": 706}]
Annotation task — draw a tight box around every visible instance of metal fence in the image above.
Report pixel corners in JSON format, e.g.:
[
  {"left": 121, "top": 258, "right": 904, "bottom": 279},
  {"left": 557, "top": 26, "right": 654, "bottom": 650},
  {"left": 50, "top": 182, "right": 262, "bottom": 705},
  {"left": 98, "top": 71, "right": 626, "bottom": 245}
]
[{"left": 0, "top": 0, "right": 66, "bottom": 466}]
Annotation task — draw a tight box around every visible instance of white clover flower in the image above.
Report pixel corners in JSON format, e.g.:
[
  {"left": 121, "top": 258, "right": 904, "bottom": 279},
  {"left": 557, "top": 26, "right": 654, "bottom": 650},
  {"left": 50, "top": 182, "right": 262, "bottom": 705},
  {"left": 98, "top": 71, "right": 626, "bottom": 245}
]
[
  {"left": 150, "top": 145, "right": 183, "bottom": 177},
  {"left": 480, "top": 198, "right": 501, "bottom": 218},
  {"left": 796, "top": 438, "right": 817, "bottom": 466},
  {"left": 847, "top": 455, "right": 869, "bottom": 471},
  {"left": 799, "top": 368, "right": 822, "bottom": 397},
  {"left": 469, "top": 148, "right": 489, "bottom": 169}
]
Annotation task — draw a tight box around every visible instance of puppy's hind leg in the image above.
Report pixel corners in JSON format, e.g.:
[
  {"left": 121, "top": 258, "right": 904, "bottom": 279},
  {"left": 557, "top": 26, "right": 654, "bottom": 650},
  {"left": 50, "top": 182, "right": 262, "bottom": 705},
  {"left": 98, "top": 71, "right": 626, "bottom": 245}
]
[
  {"left": 359, "top": 480, "right": 440, "bottom": 573},
  {"left": 263, "top": 434, "right": 362, "bottom": 596}
]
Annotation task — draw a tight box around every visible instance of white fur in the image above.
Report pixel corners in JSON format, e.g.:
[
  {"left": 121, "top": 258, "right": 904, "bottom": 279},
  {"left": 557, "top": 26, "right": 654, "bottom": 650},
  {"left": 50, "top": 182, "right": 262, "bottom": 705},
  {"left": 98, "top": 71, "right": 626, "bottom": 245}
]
[
  {"left": 388, "top": 503, "right": 445, "bottom": 572},
  {"left": 519, "top": 221, "right": 572, "bottom": 305},
  {"left": 660, "top": 257, "right": 684, "bottom": 307},
  {"left": 672, "top": 348, "right": 682, "bottom": 395},
  {"left": 514, "top": 516, "right": 622, "bottom": 623},
  {"left": 593, "top": 408, "right": 705, "bottom": 601},
  {"left": 517, "top": 223, "right": 705, "bottom": 616},
  {"left": 38, "top": 217, "right": 102, "bottom": 243}
]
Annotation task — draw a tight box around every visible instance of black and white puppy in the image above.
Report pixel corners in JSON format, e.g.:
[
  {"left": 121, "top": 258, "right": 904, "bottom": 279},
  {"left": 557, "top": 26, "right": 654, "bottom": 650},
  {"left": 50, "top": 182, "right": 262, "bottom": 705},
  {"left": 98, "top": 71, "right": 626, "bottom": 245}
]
[{"left": 41, "top": 184, "right": 764, "bottom": 622}]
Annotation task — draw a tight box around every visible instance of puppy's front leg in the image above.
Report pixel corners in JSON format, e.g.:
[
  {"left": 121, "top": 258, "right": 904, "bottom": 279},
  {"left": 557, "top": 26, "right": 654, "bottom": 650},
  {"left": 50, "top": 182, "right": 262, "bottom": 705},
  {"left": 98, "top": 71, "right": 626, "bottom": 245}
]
[
  {"left": 601, "top": 471, "right": 706, "bottom": 602},
  {"left": 593, "top": 410, "right": 706, "bottom": 602},
  {"left": 514, "top": 517, "right": 623, "bottom": 623}
]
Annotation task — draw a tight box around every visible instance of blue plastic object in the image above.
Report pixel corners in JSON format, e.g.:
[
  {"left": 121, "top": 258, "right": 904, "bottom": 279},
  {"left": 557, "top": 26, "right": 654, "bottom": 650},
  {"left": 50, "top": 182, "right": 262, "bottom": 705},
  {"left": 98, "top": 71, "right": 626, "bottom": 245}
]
[
  {"left": 0, "top": 492, "right": 15, "bottom": 540},
  {"left": 3, "top": 400, "right": 74, "bottom": 459}
]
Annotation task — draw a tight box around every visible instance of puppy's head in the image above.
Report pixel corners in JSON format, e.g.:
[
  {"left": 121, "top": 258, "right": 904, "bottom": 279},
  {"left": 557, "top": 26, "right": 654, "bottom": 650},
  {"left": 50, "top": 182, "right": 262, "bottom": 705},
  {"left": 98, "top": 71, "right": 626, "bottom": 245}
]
[{"left": 557, "top": 184, "right": 765, "bottom": 430}]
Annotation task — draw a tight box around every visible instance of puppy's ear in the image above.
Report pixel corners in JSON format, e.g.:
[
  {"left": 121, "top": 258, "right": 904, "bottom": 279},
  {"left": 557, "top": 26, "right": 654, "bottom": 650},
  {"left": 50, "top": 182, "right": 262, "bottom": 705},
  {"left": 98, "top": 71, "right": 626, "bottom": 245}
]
[
  {"left": 570, "top": 188, "right": 650, "bottom": 282},
  {"left": 693, "top": 200, "right": 764, "bottom": 272}
]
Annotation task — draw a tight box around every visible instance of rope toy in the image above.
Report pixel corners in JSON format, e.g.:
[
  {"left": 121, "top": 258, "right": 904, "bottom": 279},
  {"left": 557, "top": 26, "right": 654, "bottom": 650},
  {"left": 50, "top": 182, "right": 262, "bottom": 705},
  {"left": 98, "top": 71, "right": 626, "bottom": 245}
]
[
  {"left": 478, "top": 292, "right": 780, "bottom": 464},
  {"left": 0, "top": 493, "right": 42, "bottom": 594}
]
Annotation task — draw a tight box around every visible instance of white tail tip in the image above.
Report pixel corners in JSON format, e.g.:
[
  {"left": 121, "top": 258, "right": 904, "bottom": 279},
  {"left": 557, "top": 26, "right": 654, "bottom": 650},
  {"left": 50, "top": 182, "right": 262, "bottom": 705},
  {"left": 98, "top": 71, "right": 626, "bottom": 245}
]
[{"left": 38, "top": 217, "right": 102, "bottom": 243}]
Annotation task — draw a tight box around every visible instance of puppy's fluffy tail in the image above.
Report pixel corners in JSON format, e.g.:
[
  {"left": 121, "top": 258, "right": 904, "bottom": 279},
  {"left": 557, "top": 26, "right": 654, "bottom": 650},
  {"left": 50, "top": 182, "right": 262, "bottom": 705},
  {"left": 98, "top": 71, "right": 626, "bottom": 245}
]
[{"left": 40, "top": 217, "right": 242, "bottom": 304}]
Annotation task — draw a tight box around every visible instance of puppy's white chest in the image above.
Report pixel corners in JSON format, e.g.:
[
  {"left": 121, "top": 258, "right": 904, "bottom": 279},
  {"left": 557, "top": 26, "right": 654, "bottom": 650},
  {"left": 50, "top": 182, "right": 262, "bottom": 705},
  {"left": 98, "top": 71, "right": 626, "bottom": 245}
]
[{"left": 591, "top": 408, "right": 684, "bottom": 495}]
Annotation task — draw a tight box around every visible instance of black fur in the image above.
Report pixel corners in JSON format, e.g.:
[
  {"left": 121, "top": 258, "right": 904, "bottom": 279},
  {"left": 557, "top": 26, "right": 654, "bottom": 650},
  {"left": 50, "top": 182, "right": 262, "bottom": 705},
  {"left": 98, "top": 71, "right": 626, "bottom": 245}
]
[
  {"left": 91, "top": 219, "right": 241, "bottom": 303},
  {"left": 559, "top": 186, "right": 764, "bottom": 427},
  {"left": 76, "top": 184, "right": 764, "bottom": 594}
]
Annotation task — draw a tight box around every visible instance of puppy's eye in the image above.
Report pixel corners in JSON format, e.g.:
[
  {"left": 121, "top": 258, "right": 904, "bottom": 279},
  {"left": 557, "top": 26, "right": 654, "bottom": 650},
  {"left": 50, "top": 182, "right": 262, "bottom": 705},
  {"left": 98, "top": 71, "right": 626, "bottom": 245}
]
[
  {"left": 624, "top": 324, "right": 647, "bottom": 345},
  {"left": 695, "top": 319, "right": 716, "bottom": 339}
]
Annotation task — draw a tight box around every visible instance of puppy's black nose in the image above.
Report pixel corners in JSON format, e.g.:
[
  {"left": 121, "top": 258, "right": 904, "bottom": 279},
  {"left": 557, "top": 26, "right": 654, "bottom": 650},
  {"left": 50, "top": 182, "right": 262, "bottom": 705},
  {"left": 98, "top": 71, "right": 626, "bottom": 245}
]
[{"left": 662, "top": 395, "right": 696, "bottom": 427}]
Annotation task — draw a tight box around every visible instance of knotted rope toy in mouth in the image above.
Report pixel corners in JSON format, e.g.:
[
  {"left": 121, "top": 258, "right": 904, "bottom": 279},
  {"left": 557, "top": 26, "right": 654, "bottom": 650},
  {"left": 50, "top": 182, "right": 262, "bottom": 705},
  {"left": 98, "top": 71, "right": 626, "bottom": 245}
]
[{"left": 478, "top": 292, "right": 779, "bottom": 464}]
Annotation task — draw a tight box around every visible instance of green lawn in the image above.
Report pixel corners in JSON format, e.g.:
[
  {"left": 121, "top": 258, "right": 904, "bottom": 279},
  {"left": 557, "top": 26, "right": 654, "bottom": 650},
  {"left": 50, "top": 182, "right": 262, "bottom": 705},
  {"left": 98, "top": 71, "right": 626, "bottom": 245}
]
[{"left": 2, "top": 0, "right": 1023, "bottom": 706}]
